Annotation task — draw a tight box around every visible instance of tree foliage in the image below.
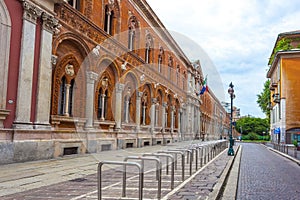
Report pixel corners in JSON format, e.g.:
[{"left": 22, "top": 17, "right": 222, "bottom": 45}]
[
  {"left": 235, "top": 116, "right": 269, "bottom": 137},
  {"left": 257, "top": 80, "right": 270, "bottom": 120}
]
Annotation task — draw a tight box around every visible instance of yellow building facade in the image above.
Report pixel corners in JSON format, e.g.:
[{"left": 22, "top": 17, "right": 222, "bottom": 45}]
[{"left": 267, "top": 31, "right": 300, "bottom": 146}]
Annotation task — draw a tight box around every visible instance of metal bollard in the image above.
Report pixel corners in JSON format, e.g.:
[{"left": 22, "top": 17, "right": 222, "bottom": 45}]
[
  {"left": 98, "top": 161, "right": 142, "bottom": 200},
  {"left": 159, "top": 150, "right": 185, "bottom": 181},
  {"left": 124, "top": 155, "right": 162, "bottom": 199},
  {"left": 143, "top": 153, "right": 175, "bottom": 189}
]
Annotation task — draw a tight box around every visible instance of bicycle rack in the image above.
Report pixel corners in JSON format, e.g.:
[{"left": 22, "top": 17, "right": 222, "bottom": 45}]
[
  {"left": 158, "top": 150, "right": 185, "bottom": 181},
  {"left": 124, "top": 156, "right": 162, "bottom": 199},
  {"left": 173, "top": 148, "right": 193, "bottom": 176},
  {"left": 97, "top": 161, "right": 142, "bottom": 200},
  {"left": 143, "top": 153, "right": 175, "bottom": 189}
]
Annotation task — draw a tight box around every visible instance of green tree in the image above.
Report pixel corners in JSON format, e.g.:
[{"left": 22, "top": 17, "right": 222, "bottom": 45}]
[
  {"left": 257, "top": 80, "right": 270, "bottom": 120},
  {"left": 235, "top": 116, "right": 269, "bottom": 140}
]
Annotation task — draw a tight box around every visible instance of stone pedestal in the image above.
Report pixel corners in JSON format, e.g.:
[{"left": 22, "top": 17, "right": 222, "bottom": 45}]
[{"left": 0, "top": 109, "right": 10, "bottom": 128}]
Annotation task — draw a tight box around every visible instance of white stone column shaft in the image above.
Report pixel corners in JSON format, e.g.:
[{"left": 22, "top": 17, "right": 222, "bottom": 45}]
[
  {"left": 155, "top": 104, "right": 159, "bottom": 126},
  {"left": 85, "top": 71, "right": 98, "bottom": 128},
  {"left": 35, "top": 12, "right": 59, "bottom": 128},
  {"left": 115, "top": 83, "right": 124, "bottom": 130},
  {"left": 171, "top": 106, "right": 174, "bottom": 132},
  {"left": 150, "top": 98, "right": 156, "bottom": 132},
  {"left": 14, "top": 1, "right": 42, "bottom": 128},
  {"left": 136, "top": 92, "right": 142, "bottom": 131},
  {"left": 64, "top": 84, "right": 71, "bottom": 116},
  {"left": 162, "top": 102, "right": 167, "bottom": 131},
  {"left": 100, "top": 94, "right": 105, "bottom": 120},
  {"left": 125, "top": 99, "right": 129, "bottom": 123}
]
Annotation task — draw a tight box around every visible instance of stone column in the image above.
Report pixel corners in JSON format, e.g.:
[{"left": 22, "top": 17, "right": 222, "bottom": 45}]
[
  {"left": 155, "top": 103, "right": 159, "bottom": 126},
  {"left": 14, "top": 1, "right": 42, "bottom": 128},
  {"left": 170, "top": 106, "right": 175, "bottom": 133},
  {"left": 191, "top": 104, "right": 194, "bottom": 135},
  {"left": 178, "top": 108, "right": 182, "bottom": 140},
  {"left": 85, "top": 71, "right": 98, "bottom": 129},
  {"left": 64, "top": 84, "right": 71, "bottom": 116},
  {"left": 162, "top": 102, "right": 167, "bottom": 132},
  {"left": 135, "top": 91, "right": 143, "bottom": 131},
  {"left": 34, "top": 12, "right": 59, "bottom": 129},
  {"left": 114, "top": 83, "right": 124, "bottom": 130},
  {"left": 124, "top": 98, "right": 129, "bottom": 123},
  {"left": 100, "top": 94, "right": 105, "bottom": 120},
  {"left": 142, "top": 105, "right": 146, "bottom": 125},
  {"left": 150, "top": 98, "right": 157, "bottom": 133}
]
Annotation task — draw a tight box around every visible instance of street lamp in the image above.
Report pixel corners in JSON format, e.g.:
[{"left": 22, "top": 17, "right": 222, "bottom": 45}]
[{"left": 228, "top": 82, "right": 235, "bottom": 156}]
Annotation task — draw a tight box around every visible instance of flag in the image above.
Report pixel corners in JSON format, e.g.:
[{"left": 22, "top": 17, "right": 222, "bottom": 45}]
[{"left": 200, "top": 76, "right": 207, "bottom": 95}]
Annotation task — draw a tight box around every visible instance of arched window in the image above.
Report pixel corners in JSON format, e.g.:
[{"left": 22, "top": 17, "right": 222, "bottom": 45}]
[
  {"left": 104, "top": 2, "right": 114, "bottom": 35},
  {"left": 145, "top": 33, "right": 153, "bottom": 63},
  {"left": 158, "top": 47, "right": 164, "bottom": 73},
  {"left": 158, "top": 55, "right": 162, "bottom": 73},
  {"left": 128, "top": 16, "right": 138, "bottom": 51},
  {"left": 141, "top": 92, "right": 148, "bottom": 125},
  {"left": 98, "top": 78, "right": 109, "bottom": 120},
  {"left": 68, "top": 0, "right": 81, "bottom": 10},
  {"left": 58, "top": 76, "right": 75, "bottom": 116},
  {"left": 176, "top": 65, "right": 180, "bottom": 85},
  {"left": 168, "top": 55, "right": 173, "bottom": 79}
]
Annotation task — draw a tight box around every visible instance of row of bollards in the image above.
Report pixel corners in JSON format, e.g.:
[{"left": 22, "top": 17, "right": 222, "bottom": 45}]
[
  {"left": 273, "top": 143, "right": 298, "bottom": 158},
  {"left": 97, "top": 140, "right": 227, "bottom": 200}
]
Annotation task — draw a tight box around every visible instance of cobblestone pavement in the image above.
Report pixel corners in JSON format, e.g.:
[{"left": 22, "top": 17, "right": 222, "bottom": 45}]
[
  {"left": 237, "top": 143, "right": 300, "bottom": 200},
  {"left": 0, "top": 140, "right": 231, "bottom": 200},
  {"left": 164, "top": 148, "right": 235, "bottom": 200}
]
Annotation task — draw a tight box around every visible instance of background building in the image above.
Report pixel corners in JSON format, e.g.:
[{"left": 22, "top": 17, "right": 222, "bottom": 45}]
[
  {"left": 0, "top": 0, "right": 229, "bottom": 164},
  {"left": 267, "top": 30, "right": 300, "bottom": 147}
]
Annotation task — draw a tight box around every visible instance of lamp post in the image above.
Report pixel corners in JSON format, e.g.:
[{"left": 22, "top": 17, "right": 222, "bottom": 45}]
[
  {"left": 240, "top": 126, "right": 243, "bottom": 141},
  {"left": 228, "top": 82, "right": 235, "bottom": 156}
]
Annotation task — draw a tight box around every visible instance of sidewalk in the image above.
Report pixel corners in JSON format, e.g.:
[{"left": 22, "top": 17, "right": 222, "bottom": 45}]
[{"left": 0, "top": 140, "right": 239, "bottom": 199}]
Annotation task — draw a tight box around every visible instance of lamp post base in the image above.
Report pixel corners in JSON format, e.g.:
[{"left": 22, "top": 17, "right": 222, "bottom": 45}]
[{"left": 228, "top": 138, "right": 235, "bottom": 156}]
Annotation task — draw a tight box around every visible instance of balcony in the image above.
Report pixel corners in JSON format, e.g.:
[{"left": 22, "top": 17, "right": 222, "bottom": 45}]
[
  {"left": 272, "top": 93, "right": 280, "bottom": 103},
  {"left": 270, "top": 82, "right": 278, "bottom": 90}
]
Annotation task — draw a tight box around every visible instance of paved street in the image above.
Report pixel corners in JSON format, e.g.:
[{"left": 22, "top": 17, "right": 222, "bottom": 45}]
[
  {"left": 237, "top": 143, "right": 300, "bottom": 200},
  {"left": 0, "top": 140, "right": 231, "bottom": 200}
]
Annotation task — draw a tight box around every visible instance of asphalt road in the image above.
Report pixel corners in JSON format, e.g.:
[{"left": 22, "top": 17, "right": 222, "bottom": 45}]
[{"left": 237, "top": 143, "right": 300, "bottom": 200}]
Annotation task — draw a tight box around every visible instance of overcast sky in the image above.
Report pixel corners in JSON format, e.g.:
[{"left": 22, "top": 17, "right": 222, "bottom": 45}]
[{"left": 147, "top": 0, "right": 300, "bottom": 118}]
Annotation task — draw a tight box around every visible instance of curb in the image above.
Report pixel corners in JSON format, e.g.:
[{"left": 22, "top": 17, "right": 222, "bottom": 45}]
[
  {"left": 266, "top": 146, "right": 300, "bottom": 166},
  {"left": 206, "top": 145, "right": 241, "bottom": 200}
]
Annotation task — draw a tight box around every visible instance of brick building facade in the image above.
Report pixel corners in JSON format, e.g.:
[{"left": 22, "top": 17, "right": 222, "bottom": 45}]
[{"left": 0, "top": 0, "right": 229, "bottom": 164}]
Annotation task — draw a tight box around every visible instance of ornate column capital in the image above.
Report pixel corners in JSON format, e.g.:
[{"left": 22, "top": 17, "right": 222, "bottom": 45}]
[
  {"left": 137, "top": 91, "right": 143, "bottom": 98},
  {"left": 86, "top": 71, "right": 99, "bottom": 84},
  {"left": 151, "top": 98, "right": 157, "bottom": 104},
  {"left": 41, "top": 12, "right": 60, "bottom": 33},
  {"left": 162, "top": 102, "right": 168, "bottom": 107},
  {"left": 20, "top": 0, "right": 42, "bottom": 23},
  {"left": 116, "top": 83, "right": 124, "bottom": 93}
]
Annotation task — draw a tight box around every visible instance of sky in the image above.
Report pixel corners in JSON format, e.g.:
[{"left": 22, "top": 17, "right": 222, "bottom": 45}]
[{"left": 147, "top": 0, "right": 300, "bottom": 118}]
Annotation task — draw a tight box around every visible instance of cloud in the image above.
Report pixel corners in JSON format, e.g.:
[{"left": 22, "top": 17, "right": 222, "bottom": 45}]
[{"left": 147, "top": 0, "right": 300, "bottom": 118}]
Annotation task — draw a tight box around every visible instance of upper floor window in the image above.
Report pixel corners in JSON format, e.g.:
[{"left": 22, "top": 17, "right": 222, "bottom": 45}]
[
  {"left": 168, "top": 55, "right": 173, "bottom": 79},
  {"left": 68, "top": 0, "right": 81, "bottom": 10},
  {"left": 128, "top": 16, "right": 138, "bottom": 51},
  {"left": 104, "top": 1, "right": 115, "bottom": 35},
  {"left": 176, "top": 65, "right": 180, "bottom": 85},
  {"left": 145, "top": 33, "right": 153, "bottom": 63},
  {"left": 158, "top": 47, "right": 164, "bottom": 73}
]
